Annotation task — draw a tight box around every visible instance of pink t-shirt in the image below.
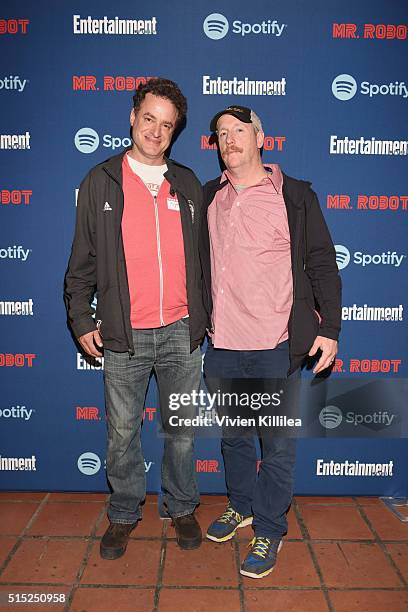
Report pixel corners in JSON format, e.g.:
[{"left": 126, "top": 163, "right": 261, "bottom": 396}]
[
  {"left": 121, "top": 155, "right": 188, "bottom": 328},
  {"left": 208, "top": 164, "right": 293, "bottom": 349}
]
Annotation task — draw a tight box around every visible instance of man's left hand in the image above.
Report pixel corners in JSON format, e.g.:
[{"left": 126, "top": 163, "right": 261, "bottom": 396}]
[{"left": 308, "top": 336, "right": 338, "bottom": 374}]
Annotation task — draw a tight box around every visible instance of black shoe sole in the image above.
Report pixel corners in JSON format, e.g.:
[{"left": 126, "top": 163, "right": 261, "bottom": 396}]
[
  {"left": 99, "top": 543, "right": 128, "bottom": 560},
  {"left": 99, "top": 522, "right": 138, "bottom": 560},
  {"left": 176, "top": 537, "right": 202, "bottom": 550}
]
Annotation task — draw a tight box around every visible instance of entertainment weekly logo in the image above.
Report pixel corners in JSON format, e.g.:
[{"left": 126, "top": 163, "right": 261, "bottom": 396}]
[
  {"left": 0, "top": 455, "right": 36, "bottom": 471},
  {"left": 201, "top": 134, "right": 286, "bottom": 152},
  {"left": 0, "top": 189, "right": 32, "bottom": 205},
  {"left": 332, "top": 358, "right": 402, "bottom": 374},
  {"left": 202, "top": 75, "right": 286, "bottom": 96},
  {"left": 77, "top": 353, "right": 104, "bottom": 370},
  {"left": 0, "top": 299, "right": 34, "bottom": 316},
  {"left": 0, "top": 132, "right": 30, "bottom": 150},
  {"left": 72, "top": 75, "right": 154, "bottom": 92},
  {"left": 73, "top": 15, "right": 157, "bottom": 35},
  {"left": 316, "top": 459, "right": 394, "bottom": 477},
  {"left": 332, "top": 23, "right": 407, "bottom": 40},
  {"left": 0, "top": 19, "right": 29, "bottom": 35},
  {"left": 329, "top": 136, "right": 408, "bottom": 156},
  {"left": 341, "top": 304, "right": 404, "bottom": 322},
  {"left": 327, "top": 194, "right": 408, "bottom": 212}
]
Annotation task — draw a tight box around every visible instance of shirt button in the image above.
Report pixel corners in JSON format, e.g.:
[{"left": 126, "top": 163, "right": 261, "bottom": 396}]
[
  {"left": 220, "top": 289, "right": 224, "bottom": 294},
  {"left": 221, "top": 267, "right": 225, "bottom": 272},
  {"left": 236, "top": 202, "right": 240, "bottom": 207}
]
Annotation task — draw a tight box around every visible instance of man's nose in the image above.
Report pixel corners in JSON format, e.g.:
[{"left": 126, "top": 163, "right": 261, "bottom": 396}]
[
  {"left": 152, "top": 123, "right": 161, "bottom": 138},
  {"left": 225, "top": 132, "right": 234, "bottom": 145}
]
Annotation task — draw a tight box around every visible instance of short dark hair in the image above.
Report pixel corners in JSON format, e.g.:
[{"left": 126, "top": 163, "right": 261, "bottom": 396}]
[{"left": 132, "top": 78, "right": 187, "bottom": 126}]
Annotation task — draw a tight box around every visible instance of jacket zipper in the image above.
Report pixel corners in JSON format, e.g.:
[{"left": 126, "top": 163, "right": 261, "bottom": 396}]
[{"left": 153, "top": 194, "right": 165, "bottom": 326}]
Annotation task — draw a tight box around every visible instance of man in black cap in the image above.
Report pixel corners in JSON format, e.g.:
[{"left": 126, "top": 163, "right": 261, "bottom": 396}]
[{"left": 199, "top": 105, "right": 341, "bottom": 578}]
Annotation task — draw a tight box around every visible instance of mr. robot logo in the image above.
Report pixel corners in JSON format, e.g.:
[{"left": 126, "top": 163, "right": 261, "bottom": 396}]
[
  {"left": 0, "top": 19, "right": 29, "bottom": 34},
  {"left": 333, "top": 23, "right": 407, "bottom": 40},
  {"left": 0, "top": 190, "right": 32, "bottom": 206},
  {"left": 72, "top": 75, "right": 154, "bottom": 91},
  {"left": 332, "top": 358, "right": 402, "bottom": 374},
  {"left": 327, "top": 194, "right": 408, "bottom": 212},
  {"left": 76, "top": 406, "right": 100, "bottom": 420},
  {"left": 143, "top": 408, "right": 157, "bottom": 422},
  {"left": 0, "top": 354, "right": 36, "bottom": 367},
  {"left": 195, "top": 460, "right": 220, "bottom": 473},
  {"left": 201, "top": 135, "right": 286, "bottom": 151}
]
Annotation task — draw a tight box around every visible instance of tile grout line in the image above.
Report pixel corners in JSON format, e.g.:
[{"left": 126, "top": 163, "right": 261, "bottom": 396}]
[
  {"left": 10, "top": 534, "right": 400, "bottom": 544},
  {"left": 353, "top": 497, "right": 408, "bottom": 589},
  {"left": 233, "top": 537, "right": 246, "bottom": 612},
  {"left": 0, "top": 493, "right": 50, "bottom": 577},
  {"left": 64, "top": 502, "right": 108, "bottom": 611},
  {"left": 293, "top": 498, "right": 334, "bottom": 612},
  {"left": 153, "top": 518, "right": 169, "bottom": 612}
]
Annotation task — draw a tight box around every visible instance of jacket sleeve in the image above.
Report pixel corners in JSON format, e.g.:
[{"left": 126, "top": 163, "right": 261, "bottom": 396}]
[
  {"left": 63, "top": 171, "right": 97, "bottom": 339},
  {"left": 304, "top": 188, "right": 342, "bottom": 340}
]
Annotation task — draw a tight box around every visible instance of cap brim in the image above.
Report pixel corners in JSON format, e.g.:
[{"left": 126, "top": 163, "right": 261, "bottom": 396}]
[{"left": 209, "top": 110, "right": 252, "bottom": 132}]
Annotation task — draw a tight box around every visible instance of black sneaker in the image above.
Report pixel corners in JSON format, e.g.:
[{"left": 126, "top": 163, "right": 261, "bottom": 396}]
[
  {"left": 172, "top": 513, "right": 202, "bottom": 550},
  {"left": 100, "top": 522, "right": 137, "bottom": 560}
]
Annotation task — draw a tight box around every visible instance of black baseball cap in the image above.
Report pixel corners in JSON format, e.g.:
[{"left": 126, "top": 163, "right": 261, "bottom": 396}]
[{"left": 209, "top": 105, "right": 252, "bottom": 132}]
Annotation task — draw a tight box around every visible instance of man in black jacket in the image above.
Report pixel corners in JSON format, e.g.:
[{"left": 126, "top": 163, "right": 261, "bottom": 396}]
[
  {"left": 200, "top": 105, "right": 341, "bottom": 578},
  {"left": 65, "top": 79, "right": 207, "bottom": 559}
]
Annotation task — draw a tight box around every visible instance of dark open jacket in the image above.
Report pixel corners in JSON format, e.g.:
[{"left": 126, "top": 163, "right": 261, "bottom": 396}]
[
  {"left": 64, "top": 149, "right": 207, "bottom": 354},
  {"left": 199, "top": 172, "right": 342, "bottom": 373}
]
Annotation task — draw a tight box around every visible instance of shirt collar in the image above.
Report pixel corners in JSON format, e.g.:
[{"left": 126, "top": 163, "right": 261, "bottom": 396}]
[{"left": 220, "top": 163, "right": 283, "bottom": 195}]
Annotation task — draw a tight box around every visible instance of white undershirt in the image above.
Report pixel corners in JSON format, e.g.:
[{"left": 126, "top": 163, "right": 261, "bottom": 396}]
[{"left": 127, "top": 154, "right": 167, "bottom": 197}]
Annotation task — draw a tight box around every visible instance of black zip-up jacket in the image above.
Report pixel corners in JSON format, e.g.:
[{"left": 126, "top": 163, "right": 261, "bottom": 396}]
[
  {"left": 64, "top": 149, "right": 208, "bottom": 353},
  {"left": 199, "top": 172, "right": 342, "bottom": 373}
]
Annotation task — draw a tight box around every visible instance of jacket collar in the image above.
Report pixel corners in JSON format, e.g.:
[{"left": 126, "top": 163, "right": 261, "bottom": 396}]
[
  {"left": 100, "top": 148, "right": 185, "bottom": 194},
  {"left": 282, "top": 172, "right": 311, "bottom": 210}
]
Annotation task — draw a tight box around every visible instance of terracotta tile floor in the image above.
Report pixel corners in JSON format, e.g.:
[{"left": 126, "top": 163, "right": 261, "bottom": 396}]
[{"left": 0, "top": 493, "right": 407, "bottom": 611}]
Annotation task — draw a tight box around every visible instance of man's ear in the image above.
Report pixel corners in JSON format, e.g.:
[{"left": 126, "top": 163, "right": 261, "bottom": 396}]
[{"left": 256, "top": 130, "right": 265, "bottom": 150}]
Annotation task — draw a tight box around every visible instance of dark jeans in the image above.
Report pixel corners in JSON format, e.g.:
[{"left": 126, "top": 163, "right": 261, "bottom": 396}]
[
  {"left": 204, "top": 340, "right": 298, "bottom": 539},
  {"left": 104, "top": 318, "right": 202, "bottom": 524}
]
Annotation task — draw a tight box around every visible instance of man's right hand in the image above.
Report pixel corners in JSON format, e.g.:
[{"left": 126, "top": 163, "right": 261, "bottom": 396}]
[{"left": 78, "top": 330, "right": 103, "bottom": 357}]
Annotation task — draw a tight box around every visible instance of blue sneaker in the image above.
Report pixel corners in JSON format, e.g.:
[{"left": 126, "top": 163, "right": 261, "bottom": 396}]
[
  {"left": 240, "top": 537, "right": 283, "bottom": 578},
  {"left": 206, "top": 503, "right": 253, "bottom": 542}
]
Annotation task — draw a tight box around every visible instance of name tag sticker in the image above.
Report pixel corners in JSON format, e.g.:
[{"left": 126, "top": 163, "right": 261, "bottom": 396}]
[{"left": 167, "top": 198, "right": 180, "bottom": 211}]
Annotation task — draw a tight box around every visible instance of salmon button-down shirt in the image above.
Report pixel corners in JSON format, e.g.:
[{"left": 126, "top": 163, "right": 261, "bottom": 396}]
[{"left": 208, "top": 164, "right": 293, "bottom": 350}]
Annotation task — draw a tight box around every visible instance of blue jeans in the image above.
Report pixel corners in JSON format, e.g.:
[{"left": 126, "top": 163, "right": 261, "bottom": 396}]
[
  {"left": 204, "top": 341, "right": 298, "bottom": 539},
  {"left": 104, "top": 318, "right": 202, "bottom": 524}
]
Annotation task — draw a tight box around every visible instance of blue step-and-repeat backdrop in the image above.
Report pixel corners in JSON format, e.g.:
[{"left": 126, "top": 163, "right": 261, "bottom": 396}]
[{"left": 1, "top": 0, "right": 407, "bottom": 496}]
